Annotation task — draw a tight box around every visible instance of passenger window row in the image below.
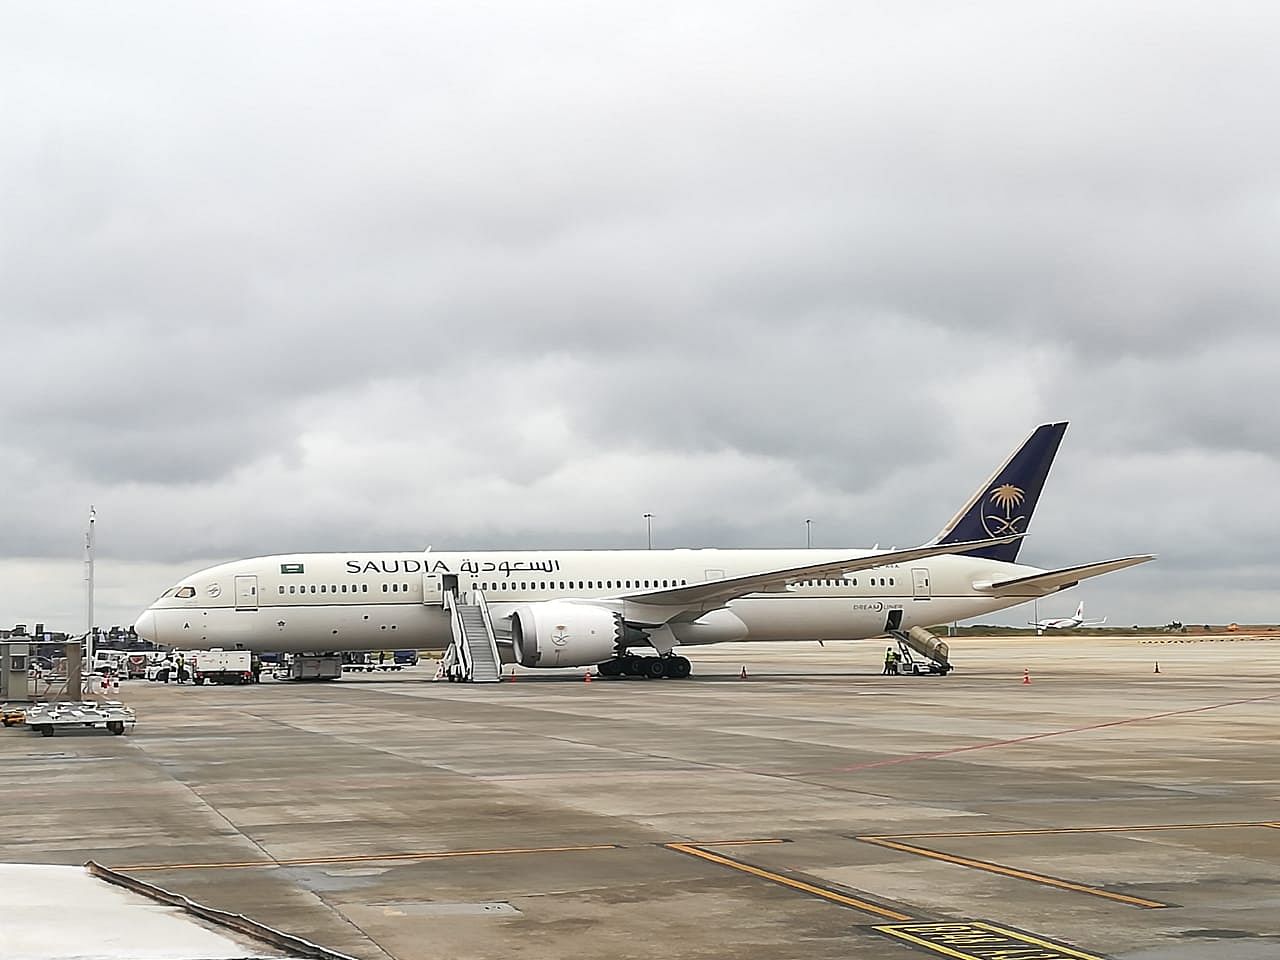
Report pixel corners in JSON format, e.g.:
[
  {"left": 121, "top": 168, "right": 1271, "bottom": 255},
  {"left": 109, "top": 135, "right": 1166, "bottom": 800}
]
[
  {"left": 276, "top": 575, "right": 896, "bottom": 597},
  {"left": 476, "top": 579, "right": 688, "bottom": 592},
  {"left": 279, "top": 584, "right": 373, "bottom": 595},
  {"left": 796, "top": 577, "right": 894, "bottom": 587}
]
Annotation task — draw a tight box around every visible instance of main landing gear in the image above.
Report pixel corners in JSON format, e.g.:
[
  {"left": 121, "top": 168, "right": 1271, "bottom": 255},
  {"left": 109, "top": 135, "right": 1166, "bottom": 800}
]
[{"left": 597, "top": 654, "right": 692, "bottom": 680}]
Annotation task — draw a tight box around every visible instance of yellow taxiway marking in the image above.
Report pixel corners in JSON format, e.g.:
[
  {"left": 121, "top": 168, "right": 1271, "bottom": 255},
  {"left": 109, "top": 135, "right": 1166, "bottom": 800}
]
[
  {"left": 665, "top": 842, "right": 913, "bottom": 921},
  {"left": 874, "top": 921, "right": 1108, "bottom": 960},
  {"left": 694, "top": 838, "right": 788, "bottom": 846},
  {"left": 118, "top": 843, "right": 620, "bottom": 872},
  {"left": 871, "top": 820, "right": 1280, "bottom": 840},
  {"left": 858, "top": 837, "right": 1168, "bottom": 909}
]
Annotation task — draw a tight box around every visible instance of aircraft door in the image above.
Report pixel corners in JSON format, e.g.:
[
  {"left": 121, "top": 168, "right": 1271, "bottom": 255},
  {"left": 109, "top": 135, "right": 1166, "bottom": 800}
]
[
  {"left": 912, "top": 568, "right": 931, "bottom": 600},
  {"left": 234, "top": 575, "right": 258, "bottom": 611},
  {"left": 422, "top": 572, "right": 443, "bottom": 605}
]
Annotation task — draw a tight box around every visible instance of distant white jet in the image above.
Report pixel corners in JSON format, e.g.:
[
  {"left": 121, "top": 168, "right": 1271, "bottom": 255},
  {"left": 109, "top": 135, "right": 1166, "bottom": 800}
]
[{"left": 1030, "top": 601, "right": 1106, "bottom": 634}]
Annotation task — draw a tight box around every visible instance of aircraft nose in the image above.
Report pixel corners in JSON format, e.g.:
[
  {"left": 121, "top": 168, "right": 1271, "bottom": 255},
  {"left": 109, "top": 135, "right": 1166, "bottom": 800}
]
[{"left": 134, "top": 610, "right": 158, "bottom": 644}]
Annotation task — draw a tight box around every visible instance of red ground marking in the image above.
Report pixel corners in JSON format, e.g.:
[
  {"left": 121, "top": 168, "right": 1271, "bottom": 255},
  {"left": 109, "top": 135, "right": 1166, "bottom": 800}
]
[{"left": 796, "top": 691, "right": 1280, "bottom": 776}]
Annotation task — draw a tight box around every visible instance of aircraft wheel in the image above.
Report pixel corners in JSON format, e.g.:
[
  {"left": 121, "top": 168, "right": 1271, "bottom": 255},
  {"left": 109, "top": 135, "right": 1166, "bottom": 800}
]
[
  {"left": 623, "top": 654, "right": 646, "bottom": 676},
  {"left": 664, "top": 656, "right": 692, "bottom": 679},
  {"left": 643, "top": 657, "right": 666, "bottom": 680},
  {"left": 597, "top": 660, "right": 624, "bottom": 679}
]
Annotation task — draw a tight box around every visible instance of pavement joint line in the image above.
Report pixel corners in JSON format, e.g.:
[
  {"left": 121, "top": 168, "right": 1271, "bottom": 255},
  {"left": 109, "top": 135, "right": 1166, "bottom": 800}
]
[
  {"left": 857, "top": 836, "right": 1169, "bottom": 909},
  {"left": 867, "top": 820, "right": 1280, "bottom": 839},
  {"left": 664, "top": 842, "right": 914, "bottom": 921},
  {"left": 116, "top": 843, "right": 622, "bottom": 871},
  {"left": 115, "top": 837, "right": 787, "bottom": 872},
  {"left": 802, "top": 690, "right": 1280, "bottom": 775}
]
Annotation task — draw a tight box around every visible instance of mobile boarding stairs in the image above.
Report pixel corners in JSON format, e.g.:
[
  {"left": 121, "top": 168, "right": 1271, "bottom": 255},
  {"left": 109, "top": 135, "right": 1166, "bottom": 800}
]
[{"left": 434, "top": 585, "right": 503, "bottom": 683}]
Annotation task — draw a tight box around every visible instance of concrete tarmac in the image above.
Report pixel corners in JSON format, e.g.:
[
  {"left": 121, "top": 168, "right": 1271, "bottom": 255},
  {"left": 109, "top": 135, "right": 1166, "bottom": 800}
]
[{"left": 3, "top": 636, "right": 1279, "bottom": 960}]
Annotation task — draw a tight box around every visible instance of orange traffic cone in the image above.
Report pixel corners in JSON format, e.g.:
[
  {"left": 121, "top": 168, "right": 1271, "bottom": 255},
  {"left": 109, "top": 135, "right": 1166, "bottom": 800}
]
[
  {"left": 1154, "top": 662, "right": 1160, "bottom": 674},
  {"left": 740, "top": 666, "right": 748, "bottom": 680},
  {"left": 507, "top": 670, "right": 516, "bottom": 682},
  {"left": 584, "top": 671, "right": 593, "bottom": 683},
  {"left": 1022, "top": 668, "right": 1031, "bottom": 685}
]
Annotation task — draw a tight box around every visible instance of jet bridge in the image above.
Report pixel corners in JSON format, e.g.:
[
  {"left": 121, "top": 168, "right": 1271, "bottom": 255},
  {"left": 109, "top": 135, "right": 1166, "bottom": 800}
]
[{"left": 434, "top": 586, "right": 502, "bottom": 683}]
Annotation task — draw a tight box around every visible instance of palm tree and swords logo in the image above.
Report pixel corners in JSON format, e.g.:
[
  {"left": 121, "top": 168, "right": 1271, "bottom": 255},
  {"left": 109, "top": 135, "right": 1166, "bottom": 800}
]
[{"left": 982, "top": 483, "right": 1026, "bottom": 537}]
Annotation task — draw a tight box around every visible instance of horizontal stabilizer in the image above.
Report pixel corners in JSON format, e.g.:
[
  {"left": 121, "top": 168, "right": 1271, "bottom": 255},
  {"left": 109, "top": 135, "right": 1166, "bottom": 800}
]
[{"left": 975, "top": 555, "right": 1156, "bottom": 595}]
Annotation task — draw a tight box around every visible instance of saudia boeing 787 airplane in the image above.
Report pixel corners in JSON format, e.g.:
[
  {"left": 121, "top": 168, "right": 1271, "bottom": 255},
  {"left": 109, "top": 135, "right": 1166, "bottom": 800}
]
[{"left": 133, "top": 423, "right": 1153, "bottom": 680}]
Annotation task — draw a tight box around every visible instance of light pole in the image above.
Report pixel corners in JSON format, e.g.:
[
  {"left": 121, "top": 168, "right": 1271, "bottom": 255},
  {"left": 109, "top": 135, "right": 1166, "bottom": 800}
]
[
  {"left": 643, "top": 513, "right": 653, "bottom": 550},
  {"left": 84, "top": 506, "right": 96, "bottom": 675},
  {"left": 805, "top": 518, "right": 812, "bottom": 549}
]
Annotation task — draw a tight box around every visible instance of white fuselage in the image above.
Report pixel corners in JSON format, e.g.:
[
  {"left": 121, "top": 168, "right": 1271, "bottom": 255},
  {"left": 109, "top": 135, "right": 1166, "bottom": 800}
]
[
  {"left": 1036, "top": 616, "right": 1084, "bottom": 630},
  {"left": 135, "top": 548, "right": 1045, "bottom": 654}
]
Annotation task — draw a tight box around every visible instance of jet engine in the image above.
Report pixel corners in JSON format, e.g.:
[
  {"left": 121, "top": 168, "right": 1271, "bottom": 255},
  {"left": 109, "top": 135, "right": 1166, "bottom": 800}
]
[{"left": 511, "top": 601, "right": 638, "bottom": 668}]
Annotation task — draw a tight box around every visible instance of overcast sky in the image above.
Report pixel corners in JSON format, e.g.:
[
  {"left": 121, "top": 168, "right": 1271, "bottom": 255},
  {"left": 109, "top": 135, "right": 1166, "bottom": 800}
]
[{"left": 2, "top": 2, "right": 1277, "bottom": 633}]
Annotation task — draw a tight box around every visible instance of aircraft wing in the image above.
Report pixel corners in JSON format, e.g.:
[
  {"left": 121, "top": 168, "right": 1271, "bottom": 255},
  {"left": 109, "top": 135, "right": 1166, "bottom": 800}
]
[
  {"left": 975, "top": 555, "right": 1155, "bottom": 596},
  {"left": 620, "top": 536, "right": 1020, "bottom": 611}
]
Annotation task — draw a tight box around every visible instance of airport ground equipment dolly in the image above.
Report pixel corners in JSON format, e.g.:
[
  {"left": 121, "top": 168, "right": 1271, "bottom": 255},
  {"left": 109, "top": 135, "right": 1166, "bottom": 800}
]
[
  {"left": 23, "top": 701, "right": 136, "bottom": 737},
  {"left": 1, "top": 706, "right": 27, "bottom": 727},
  {"left": 890, "top": 627, "right": 953, "bottom": 675}
]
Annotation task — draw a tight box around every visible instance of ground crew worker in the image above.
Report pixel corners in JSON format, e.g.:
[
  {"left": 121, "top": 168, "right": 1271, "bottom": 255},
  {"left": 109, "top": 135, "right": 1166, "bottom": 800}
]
[
  {"left": 889, "top": 650, "right": 900, "bottom": 675},
  {"left": 883, "top": 647, "right": 894, "bottom": 675}
]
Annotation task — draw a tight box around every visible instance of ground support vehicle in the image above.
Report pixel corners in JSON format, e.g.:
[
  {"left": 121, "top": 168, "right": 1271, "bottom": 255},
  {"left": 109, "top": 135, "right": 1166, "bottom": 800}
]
[
  {"left": 274, "top": 654, "right": 342, "bottom": 681},
  {"left": 23, "top": 701, "right": 136, "bottom": 737},
  {"left": 119, "top": 652, "right": 151, "bottom": 679},
  {"left": 343, "top": 652, "right": 405, "bottom": 672},
  {"left": 192, "top": 649, "right": 254, "bottom": 685},
  {"left": 146, "top": 659, "right": 175, "bottom": 682}
]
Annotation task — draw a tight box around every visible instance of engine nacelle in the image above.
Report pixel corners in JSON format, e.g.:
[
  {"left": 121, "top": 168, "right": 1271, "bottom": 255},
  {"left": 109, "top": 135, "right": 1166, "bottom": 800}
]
[{"left": 511, "top": 601, "right": 626, "bottom": 668}]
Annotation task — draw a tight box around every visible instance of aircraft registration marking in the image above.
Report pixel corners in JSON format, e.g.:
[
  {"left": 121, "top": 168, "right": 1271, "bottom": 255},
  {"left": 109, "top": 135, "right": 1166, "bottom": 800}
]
[{"left": 872, "top": 921, "right": 1108, "bottom": 960}]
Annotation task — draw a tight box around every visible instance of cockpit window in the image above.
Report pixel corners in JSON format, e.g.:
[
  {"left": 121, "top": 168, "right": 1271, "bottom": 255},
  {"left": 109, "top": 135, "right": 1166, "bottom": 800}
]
[{"left": 175, "top": 586, "right": 196, "bottom": 599}]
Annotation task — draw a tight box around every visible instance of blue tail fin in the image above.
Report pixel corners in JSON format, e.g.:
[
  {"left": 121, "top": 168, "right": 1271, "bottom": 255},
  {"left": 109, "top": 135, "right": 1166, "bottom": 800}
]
[{"left": 932, "top": 422, "right": 1068, "bottom": 563}]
